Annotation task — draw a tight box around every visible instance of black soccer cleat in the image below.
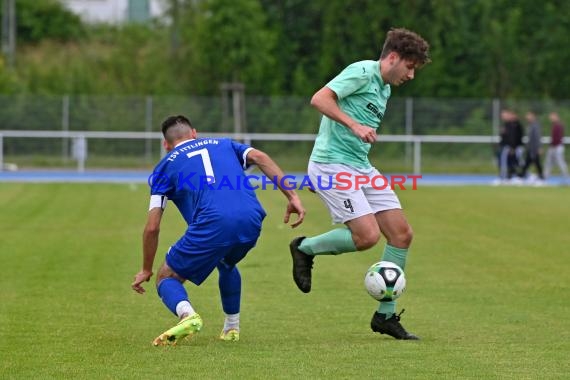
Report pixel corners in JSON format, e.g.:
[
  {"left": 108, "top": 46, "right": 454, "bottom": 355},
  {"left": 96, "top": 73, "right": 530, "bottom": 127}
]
[
  {"left": 289, "top": 236, "right": 314, "bottom": 293},
  {"left": 371, "top": 309, "right": 420, "bottom": 340}
]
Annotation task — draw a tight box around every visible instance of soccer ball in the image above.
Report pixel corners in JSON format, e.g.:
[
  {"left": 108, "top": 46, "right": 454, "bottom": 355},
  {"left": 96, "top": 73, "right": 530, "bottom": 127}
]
[{"left": 364, "top": 261, "right": 406, "bottom": 301}]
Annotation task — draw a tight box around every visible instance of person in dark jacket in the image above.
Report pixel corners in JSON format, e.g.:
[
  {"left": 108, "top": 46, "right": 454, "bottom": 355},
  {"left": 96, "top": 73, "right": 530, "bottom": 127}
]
[
  {"left": 519, "top": 111, "right": 544, "bottom": 181},
  {"left": 499, "top": 110, "right": 524, "bottom": 180}
]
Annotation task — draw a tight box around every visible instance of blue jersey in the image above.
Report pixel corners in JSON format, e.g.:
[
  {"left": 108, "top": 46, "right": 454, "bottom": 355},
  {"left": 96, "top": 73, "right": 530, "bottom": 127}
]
[{"left": 149, "top": 138, "right": 266, "bottom": 251}]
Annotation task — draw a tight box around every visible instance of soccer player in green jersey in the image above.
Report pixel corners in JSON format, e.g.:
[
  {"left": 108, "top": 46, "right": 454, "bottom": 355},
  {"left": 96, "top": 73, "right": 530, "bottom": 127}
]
[{"left": 290, "top": 28, "right": 430, "bottom": 340}]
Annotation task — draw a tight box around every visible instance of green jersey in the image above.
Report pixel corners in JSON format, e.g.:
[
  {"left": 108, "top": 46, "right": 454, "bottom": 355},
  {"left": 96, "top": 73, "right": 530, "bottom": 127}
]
[{"left": 310, "top": 60, "right": 391, "bottom": 170}]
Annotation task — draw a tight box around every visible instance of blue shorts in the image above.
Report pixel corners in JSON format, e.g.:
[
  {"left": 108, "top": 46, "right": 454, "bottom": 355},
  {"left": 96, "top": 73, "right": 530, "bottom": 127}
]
[{"left": 165, "top": 240, "right": 258, "bottom": 285}]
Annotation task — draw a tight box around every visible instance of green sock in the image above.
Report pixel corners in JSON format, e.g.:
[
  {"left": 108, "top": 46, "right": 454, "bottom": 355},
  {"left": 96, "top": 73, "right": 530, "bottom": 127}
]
[
  {"left": 381, "top": 244, "right": 408, "bottom": 270},
  {"left": 377, "top": 244, "right": 409, "bottom": 318},
  {"left": 298, "top": 228, "right": 357, "bottom": 255}
]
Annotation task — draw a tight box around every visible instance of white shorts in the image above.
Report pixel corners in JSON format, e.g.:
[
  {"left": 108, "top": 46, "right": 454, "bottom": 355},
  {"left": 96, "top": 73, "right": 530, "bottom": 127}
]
[{"left": 308, "top": 162, "right": 402, "bottom": 224}]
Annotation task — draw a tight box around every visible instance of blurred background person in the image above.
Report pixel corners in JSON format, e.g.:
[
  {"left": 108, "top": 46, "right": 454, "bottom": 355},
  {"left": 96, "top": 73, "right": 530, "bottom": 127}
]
[
  {"left": 519, "top": 111, "right": 544, "bottom": 184},
  {"left": 499, "top": 110, "right": 524, "bottom": 183},
  {"left": 496, "top": 114, "right": 508, "bottom": 182},
  {"left": 544, "top": 112, "right": 569, "bottom": 184}
]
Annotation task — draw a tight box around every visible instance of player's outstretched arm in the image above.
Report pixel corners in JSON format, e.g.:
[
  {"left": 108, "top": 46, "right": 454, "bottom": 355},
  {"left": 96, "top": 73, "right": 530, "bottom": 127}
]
[
  {"left": 246, "top": 149, "right": 305, "bottom": 228},
  {"left": 132, "top": 207, "right": 163, "bottom": 294}
]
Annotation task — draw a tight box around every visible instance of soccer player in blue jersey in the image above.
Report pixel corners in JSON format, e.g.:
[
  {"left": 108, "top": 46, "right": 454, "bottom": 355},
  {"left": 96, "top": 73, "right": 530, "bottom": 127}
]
[
  {"left": 132, "top": 115, "right": 305, "bottom": 345},
  {"left": 290, "top": 28, "right": 430, "bottom": 340}
]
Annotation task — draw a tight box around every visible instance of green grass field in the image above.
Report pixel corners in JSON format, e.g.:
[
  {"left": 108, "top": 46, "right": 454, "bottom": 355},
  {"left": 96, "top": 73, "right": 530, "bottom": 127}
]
[{"left": 1, "top": 183, "right": 569, "bottom": 379}]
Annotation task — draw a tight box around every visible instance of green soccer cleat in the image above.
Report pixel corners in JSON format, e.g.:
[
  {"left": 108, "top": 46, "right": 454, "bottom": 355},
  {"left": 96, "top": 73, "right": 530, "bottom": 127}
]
[
  {"left": 152, "top": 313, "right": 203, "bottom": 346},
  {"left": 219, "top": 328, "right": 240, "bottom": 342}
]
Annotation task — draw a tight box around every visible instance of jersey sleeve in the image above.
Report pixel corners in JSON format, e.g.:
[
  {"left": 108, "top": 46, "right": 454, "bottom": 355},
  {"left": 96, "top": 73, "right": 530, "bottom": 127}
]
[
  {"left": 149, "top": 169, "right": 174, "bottom": 195},
  {"left": 231, "top": 140, "right": 254, "bottom": 169},
  {"left": 147, "top": 163, "right": 174, "bottom": 210},
  {"left": 326, "top": 62, "right": 370, "bottom": 99}
]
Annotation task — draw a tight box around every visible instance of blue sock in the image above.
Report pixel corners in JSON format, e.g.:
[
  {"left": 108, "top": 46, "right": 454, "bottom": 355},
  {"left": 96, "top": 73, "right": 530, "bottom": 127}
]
[
  {"left": 218, "top": 262, "right": 241, "bottom": 315},
  {"left": 157, "top": 278, "right": 188, "bottom": 316}
]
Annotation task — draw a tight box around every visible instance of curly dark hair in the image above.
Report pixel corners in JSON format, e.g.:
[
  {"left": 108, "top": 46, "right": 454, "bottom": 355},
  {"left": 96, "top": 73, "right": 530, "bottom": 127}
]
[{"left": 380, "top": 28, "right": 430, "bottom": 66}]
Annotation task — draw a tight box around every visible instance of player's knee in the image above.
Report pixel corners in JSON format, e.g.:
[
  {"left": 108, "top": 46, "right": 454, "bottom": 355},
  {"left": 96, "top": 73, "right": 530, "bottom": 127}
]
[
  {"left": 353, "top": 229, "right": 381, "bottom": 250},
  {"left": 393, "top": 224, "right": 413, "bottom": 248},
  {"left": 217, "top": 260, "right": 236, "bottom": 273},
  {"left": 403, "top": 225, "right": 414, "bottom": 246},
  {"left": 155, "top": 262, "right": 184, "bottom": 285},
  {"left": 155, "top": 273, "right": 168, "bottom": 287}
]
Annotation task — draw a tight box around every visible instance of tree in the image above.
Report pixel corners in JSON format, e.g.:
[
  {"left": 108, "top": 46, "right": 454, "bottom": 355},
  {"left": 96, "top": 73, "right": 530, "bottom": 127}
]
[
  {"left": 260, "top": 0, "right": 323, "bottom": 95},
  {"left": 2, "top": 0, "right": 85, "bottom": 43},
  {"left": 5, "top": 0, "right": 570, "bottom": 99},
  {"left": 177, "top": 0, "right": 277, "bottom": 94}
]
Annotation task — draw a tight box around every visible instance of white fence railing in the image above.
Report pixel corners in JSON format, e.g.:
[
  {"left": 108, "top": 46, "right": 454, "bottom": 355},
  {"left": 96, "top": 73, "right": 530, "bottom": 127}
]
[{"left": 0, "top": 130, "right": 568, "bottom": 174}]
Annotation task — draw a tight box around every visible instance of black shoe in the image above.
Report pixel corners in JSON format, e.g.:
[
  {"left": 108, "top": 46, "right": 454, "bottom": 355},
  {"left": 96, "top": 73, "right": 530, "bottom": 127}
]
[
  {"left": 289, "top": 236, "right": 313, "bottom": 293},
  {"left": 370, "top": 309, "right": 419, "bottom": 340}
]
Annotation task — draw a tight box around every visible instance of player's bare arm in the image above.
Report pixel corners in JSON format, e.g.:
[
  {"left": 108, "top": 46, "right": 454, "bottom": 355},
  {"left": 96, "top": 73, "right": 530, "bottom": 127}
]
[
  {"left": 310, "top": 86, "right": 377, "bottom": 143},
  {"left": 132, "top": 207, "right": 163, "bottom": 294},
  {"left": 246, "top": 149, "right": 306, "bottom": 228}
]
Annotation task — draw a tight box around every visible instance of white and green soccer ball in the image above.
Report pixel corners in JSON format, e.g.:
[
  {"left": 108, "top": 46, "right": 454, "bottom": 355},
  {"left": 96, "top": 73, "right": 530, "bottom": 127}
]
[{"left": 364, "top": 261, "right": 406, "bottom": 301}]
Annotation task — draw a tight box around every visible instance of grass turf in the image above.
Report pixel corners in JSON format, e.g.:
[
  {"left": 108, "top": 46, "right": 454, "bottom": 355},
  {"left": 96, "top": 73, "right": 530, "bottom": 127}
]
[{"left": 0, "top": 183, "right": 569, "bottom": 379}]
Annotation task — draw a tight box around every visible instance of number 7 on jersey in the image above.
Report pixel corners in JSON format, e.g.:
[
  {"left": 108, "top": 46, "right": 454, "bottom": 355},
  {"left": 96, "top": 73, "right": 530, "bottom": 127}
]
[{"left": 186, "top": 148, "right": 215, "bottom": 184}]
